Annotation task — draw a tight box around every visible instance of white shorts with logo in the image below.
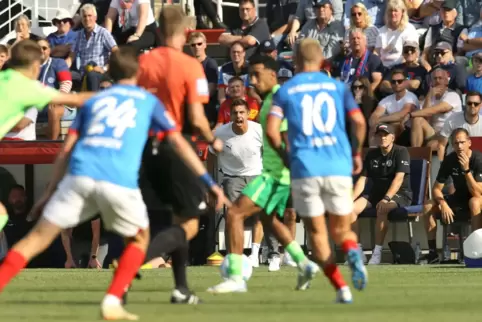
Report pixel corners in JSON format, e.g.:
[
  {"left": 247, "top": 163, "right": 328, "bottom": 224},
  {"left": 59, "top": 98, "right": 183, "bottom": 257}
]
[
  {"left": 42, "top": 175, "right": 149, "bottom": 237},
  {"left": 291, "top": 176, "right": 353, "bottom": 217}
]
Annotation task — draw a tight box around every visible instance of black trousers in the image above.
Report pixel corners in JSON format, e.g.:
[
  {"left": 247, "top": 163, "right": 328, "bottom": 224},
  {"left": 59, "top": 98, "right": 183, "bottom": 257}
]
[{"left": 114, "top": 22, "right": 160, "bottom": 53}]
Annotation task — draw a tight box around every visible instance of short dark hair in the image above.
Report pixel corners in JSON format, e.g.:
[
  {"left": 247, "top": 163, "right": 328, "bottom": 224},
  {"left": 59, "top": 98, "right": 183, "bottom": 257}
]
[
  {"left": 466, "top": 91, "right": 482, "bottom": 101},
  {"left": 158, "top": 6, "right": 190, "bottom": 41},
  {"left": 450, "top": 128, "right": 470, "bottom": 141},
  {"left": 240, "top": 0, "right": 255, "bottom": 7},
  {"left": 249, "top": 54, "right": 279, "bottom": 73},
  {"left": 391, "top": 68, "right": 407, "bottom": 79},
  {"left": 9, "top": 40, "right": 42, "bottom": 69},
  {"left": 230, "top": 98, "right": 249, "bottom": 111},
  {"left": 228, "top": 76, "right": 244, "bottom": 85},
  {"left": 108, "top": 46, "right": 138, "bottom": 82}
]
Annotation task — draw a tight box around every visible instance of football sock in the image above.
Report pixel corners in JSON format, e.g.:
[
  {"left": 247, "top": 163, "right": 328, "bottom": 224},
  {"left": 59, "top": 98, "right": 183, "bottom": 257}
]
[
  {"left": 341, "top": 239, "right": 359, "bottom": 254},
  {"left": 0, "top": 250, "right": 27, "bottom": 292},
  {"left": 323, "top": 263, "right": 347, "bottom": 290},
  {"left": 251, "top": 243, "right": 260, "bottom": 257},
  {"left": 373, "top": 244, "right": 383, "bottom": 253},
  {"left": 107, "top": 244, "right": 145, "bottom": 299},
  {"left": 285, "top": 241, "right": 307, "bottom": 264},
  {"left": 171, "top": 238, "right": 189, "bottom": 294},
  {"left": 145, "top": 225, "right": 186, "bottom": 262},
  {"left": 0, "top": 214, "right": 8, "bottom": 232},
  {"left": 227, "top": 253, "right": 243, "bottom": 279},
  {"left": 428, "top": 240, "right": 436, "bottom": 253}
]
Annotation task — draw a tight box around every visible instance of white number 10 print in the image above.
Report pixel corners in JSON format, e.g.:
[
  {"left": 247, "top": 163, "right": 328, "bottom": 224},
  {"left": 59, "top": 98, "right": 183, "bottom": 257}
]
[{"left": 301, "top": 92, "right": 337, "bottom": 136}]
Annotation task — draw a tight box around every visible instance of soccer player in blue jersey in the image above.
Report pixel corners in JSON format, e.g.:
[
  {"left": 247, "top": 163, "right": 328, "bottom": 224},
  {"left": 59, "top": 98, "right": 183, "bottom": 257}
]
[
  {"left": 266, "top": 39, "right": 368, "bottom": 303},
  {"left": 0, "top": 47, "right": 229, "bottom": 320}
]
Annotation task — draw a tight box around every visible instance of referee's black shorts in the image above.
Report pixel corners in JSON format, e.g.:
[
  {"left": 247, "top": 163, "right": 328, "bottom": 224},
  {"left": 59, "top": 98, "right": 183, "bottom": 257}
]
[{"left": 142, "top": 136, "right": 207, "bottom": 218}]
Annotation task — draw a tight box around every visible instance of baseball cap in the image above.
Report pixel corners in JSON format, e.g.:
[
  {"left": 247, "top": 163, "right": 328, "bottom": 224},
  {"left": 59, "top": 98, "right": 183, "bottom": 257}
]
[
  {"left": 260, "top": 39, "right": 276, "bottom": 53},
  {"left": 313, "top": 0, "right": 331, "bottom": 7},
  {"left": 277, "top": 68, "right": 293, "bottom": 79},
  {"left": 442, "top": 0, "right": 457, "bottom": 10},
  {"left": 434, "top": 41, "right": 452, "bottom": 51},
  {"left": 375, "top": 124, "right": 395, "bottom": 135},
  {"left": 403, "top": 40, "right": 419, "bottom": 49}
]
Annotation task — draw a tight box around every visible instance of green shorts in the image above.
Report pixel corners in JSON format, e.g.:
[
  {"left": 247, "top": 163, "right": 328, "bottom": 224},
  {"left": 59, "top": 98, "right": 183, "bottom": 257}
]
[{"left": 242, "top": 173, "right": 290, "bottom": 217}]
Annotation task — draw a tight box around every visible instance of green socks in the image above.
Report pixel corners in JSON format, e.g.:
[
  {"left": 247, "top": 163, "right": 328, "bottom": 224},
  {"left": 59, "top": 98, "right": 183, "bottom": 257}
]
[
  {"left": 227, "top": 253, "right": 243, "bottom": 279},
  {"left": 285, "top": 241, "right": 307, "bottom": 264},
  {"left": 0, "top": 214, "right": 8, "bottom": 232}
]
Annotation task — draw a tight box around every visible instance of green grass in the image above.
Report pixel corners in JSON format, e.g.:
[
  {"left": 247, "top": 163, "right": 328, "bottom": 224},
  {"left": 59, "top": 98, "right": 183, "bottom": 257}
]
[{"left": 0, "top": 265, "right": 481, "bottom": 321}]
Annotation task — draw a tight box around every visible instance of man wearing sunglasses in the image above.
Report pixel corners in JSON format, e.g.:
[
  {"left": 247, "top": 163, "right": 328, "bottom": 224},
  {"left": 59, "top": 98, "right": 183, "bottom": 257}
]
[{"left": 46, "top": 9, "right": 78, "bottom": 50}]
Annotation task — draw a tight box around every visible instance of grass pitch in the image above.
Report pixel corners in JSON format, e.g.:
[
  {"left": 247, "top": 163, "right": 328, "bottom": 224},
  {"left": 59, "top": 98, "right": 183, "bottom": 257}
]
[{"left": 0, "top": 265, "right": 480, "bottom": 322}]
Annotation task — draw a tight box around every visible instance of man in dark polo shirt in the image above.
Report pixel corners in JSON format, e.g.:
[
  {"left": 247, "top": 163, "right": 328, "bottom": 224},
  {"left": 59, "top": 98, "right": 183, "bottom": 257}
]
[
  {"left": 423, "top": 128, "right": 482, "bottom": 263},
  {"left": 352, "top": 124, "right": 412, "bottom": 265},
  {"left": 218, "top": 0, "right": 271, "bottom": 58}
]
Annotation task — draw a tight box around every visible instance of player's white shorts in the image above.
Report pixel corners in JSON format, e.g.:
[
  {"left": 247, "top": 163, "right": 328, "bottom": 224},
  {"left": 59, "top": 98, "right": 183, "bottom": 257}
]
[
  {"left": 42, "top": 175, "right": 149, "bottom": 237},
  {"left": 291, "top": 176, "right": 353, "bottom": 217}
]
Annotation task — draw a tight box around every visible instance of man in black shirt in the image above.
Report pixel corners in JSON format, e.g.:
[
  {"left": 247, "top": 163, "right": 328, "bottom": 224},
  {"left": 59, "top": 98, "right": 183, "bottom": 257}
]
[
  {"left": 352, "top": 124, "right": 412, "bottom": 265},
  {"left": 423, "top": 128, "right": 482, "bottom": 263}
]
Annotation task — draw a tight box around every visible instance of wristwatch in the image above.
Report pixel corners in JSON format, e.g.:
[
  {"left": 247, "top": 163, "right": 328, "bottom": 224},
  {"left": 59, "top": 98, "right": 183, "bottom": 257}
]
[
  {"left": 383, "top": 195, "right": 391, "bottom": 202},
  {"left": 462, "top": 169, "right": 471, "bottom": 174}
]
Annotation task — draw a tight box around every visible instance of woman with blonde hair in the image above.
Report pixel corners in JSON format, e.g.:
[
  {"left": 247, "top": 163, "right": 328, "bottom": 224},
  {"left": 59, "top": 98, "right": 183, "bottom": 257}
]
[
  {"left": 375, "top": 0, "right": 418, "bottom": 68},
  {"left": 345, "top": 3, "right": 379, "bottom": 50}
]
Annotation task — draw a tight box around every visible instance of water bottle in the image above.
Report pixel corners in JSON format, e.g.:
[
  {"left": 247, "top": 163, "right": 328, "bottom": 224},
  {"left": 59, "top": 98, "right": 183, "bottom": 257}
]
[
  {"left": 443, "top": 244, "right": 451, "bottom": 261},
  {"left": 414, "top": 242, "right": 421, "bottom": 264}
]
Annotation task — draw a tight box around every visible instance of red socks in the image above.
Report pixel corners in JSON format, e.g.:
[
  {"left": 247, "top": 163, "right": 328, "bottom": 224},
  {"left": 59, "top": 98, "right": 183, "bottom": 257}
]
[
  {"left": 106, "top": 244, "right": 145, "bottom": 299},
  {"left": 341, "top": 239, "right": 358, "bottom": 254},
  {"left": 0, "top": 250, "right": 27, "bottom": 292},
  {"left": 323, "top": 263, "right": 347, "bottom": 290}
]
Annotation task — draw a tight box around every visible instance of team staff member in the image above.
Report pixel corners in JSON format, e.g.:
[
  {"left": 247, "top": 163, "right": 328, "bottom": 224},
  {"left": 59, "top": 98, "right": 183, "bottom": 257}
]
[
  {"left": 136, "top": 6, "right": 226, "bottom": 304},
  {"left": 352, "top": 124, "right": 412, "bottom": 265},
  {"left": 423, "top": 128, "right": 482, "bottom": 264}
]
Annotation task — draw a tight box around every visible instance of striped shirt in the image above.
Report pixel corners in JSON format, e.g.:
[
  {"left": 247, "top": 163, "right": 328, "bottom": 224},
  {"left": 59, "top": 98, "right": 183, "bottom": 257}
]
[{"left": 72, "top": 24, "right": 117, "bottom": 71}]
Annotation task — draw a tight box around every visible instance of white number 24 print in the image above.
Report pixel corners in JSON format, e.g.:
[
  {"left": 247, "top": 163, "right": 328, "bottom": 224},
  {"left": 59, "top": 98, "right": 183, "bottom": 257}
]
[
  {"left": 301, "top": 92, "right": 337, "bottom": 136},
  {"left": 87, "top": 96, "right": 137, "bottom": 138}
]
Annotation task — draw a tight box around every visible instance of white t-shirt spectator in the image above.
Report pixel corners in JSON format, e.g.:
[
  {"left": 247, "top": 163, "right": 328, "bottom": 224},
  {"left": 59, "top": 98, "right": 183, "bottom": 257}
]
[
  {"left": 378, "top": 90, "right": 419, "bottom": 115},
  {"left": 376, "top": 23, "right": 417, "bottom": 67},
  {"left": 210, "top": 121, "right": 263, "bottom": 177},
  {"left": 428, "top": 91, "right": 463, "bottom": 132},
  {"left": 110, "top": 0, "right": 156, "bottom": 27},
  {"left": 5, "top": 108, "right": 38, "bottom": 140},
  {"left": 440, "top": 112, "right": 482, "bottom": 138}
]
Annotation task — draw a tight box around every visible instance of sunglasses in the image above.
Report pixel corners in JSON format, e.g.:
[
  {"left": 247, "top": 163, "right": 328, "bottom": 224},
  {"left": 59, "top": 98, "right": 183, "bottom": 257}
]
[
  {"left": 53, "top": 18, "right": 71, "bottom": 24},
  {"left": 434, "top": 51, "right": 448, "bottom": 57},
  {"left": 190, "top": 42, "right": 203, "bottom": 47},
  {"left": 391, "top": 79, "right": 404, "bottom": 84},
  {"left": 351, "top": 12, "right": 362, "bottom": 17},
  {"left": 467, "top": 101, "right": 481, "bottom": 107},
  {"left": 403, "top": 47, "right": 415, "bottom": 54},
  {"left": 352, "top": 84, "right": 364, "bottom": 90}
]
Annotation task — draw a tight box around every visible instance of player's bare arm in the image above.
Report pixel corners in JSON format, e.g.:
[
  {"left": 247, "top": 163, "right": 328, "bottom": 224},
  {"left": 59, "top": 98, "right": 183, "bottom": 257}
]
[
  {"left": 166, "top": 131, "right": 231, "bottom": 210},
  {"left": 50, "top": 92, "right": 95, "bottom": 107}
]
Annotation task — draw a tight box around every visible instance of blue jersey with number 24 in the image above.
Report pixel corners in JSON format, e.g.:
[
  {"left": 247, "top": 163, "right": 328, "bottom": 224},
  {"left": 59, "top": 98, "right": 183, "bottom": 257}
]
[
  {"left": 69, "top": 84, "right": 177, "bottom": 189},
  {"left": 271, "top": 72, "right": 360, "bottom": 179}
]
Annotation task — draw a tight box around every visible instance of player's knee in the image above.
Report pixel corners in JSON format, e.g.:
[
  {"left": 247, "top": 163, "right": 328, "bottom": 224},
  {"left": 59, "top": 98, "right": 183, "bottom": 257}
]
[{"left": 133, "top": 228, "right": 150, "bottom": 249}]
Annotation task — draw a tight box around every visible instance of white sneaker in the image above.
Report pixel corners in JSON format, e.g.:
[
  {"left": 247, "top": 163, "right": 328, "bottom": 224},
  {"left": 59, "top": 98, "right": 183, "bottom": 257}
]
[
  {"left": 101, "top": 303, "right": 139, "bottom": 321},
  {"left": 282, "top": 253, "right": 297, "bottom": 267},
  {"left": 296, "top": 260, "right": 320, "bottom": 290},
  {"left": 206, "top": 278, "right": 248, "bottom": 294},
  {"left": 268, "top": 256, "right": 281, "bottom": 272},
  {"left": 368, "top": 251, "right": 381, "bottom": 265},
  {"left": 248, "top": 254, "right": 259, "bottom": 268},
  {"left": 335, "top": 286, "right": 353, "bottom": 304}
]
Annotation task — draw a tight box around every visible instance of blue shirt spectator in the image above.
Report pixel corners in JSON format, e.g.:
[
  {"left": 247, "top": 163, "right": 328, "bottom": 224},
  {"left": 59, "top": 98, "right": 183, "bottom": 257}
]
[
  {"left": 465, "top": 21, "right": 482, "bottom": 58},
  {"left": 467, "top": 53, "right": 482, "bottom": 93},
  {"left": 47, "top": 8, "right": 78, "bottom": 48},
  {"left": 48, "top": 30, "right": 78, "bottom": 48}
]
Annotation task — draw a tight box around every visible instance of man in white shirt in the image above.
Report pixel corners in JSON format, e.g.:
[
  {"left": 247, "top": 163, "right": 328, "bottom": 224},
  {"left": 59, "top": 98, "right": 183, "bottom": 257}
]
[
  {"left": 4, "top": 108, "right": 37, "bottom": 141},
  {"left": 402, "top": 67, "right": 462, "bottom": 151},
  {"left": 369, "top": 69, "right": 419, "bottom": 146}
]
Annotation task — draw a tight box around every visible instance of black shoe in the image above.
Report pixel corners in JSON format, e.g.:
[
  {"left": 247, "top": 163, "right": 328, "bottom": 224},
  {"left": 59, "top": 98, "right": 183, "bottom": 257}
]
[
  {"left": 170, "top": 289, "right": 203, "bottom": 305},
  {"left": 421, "top": 251, "right": 440, "bottom": 264},
  {"left": 212, "top": 18, "right": 228, "bottom": 29},
  {"left": 196, "top": 18, "right": 210, "bottom": 29}
]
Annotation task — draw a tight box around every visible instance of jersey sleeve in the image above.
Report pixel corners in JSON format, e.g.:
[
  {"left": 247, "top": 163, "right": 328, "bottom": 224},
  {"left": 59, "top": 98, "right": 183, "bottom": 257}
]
[
  {"left": 343, "top": 84, "right": 360, "bottom": 115},
  {"left": 22, "top": 79, "right": 60, "bottom": 110},
  {"left": 185, "top": 59, "right": 209, "bottom": 104},
  {"left": 150, "top": 98, "right": 179, "bottom": 139},
  {"left": 270, "top": 89, "right": 287, "bottom": 119},
  {"left": 394, "top": 147, "right": 411, "bottom": 174}
]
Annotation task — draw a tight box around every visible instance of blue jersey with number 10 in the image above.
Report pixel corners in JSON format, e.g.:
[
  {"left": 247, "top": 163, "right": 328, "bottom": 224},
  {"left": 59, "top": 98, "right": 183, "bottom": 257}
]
[
  {"left": 271, "top": 72, "right": 360, "bottom": 179},
  {"left": 69, "top": 84, "right": 177, "bottom": 189}
]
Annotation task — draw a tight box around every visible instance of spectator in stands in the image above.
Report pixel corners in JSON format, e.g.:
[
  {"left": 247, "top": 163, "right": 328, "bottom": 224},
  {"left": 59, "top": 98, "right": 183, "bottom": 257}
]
[
  {"left": 423, "top": 41, "right": 467, "bottom": 94},
  {"left": 0, "top": 45, "right": 8, "bottom": 70},
  {"left": 339, "top": 29, "right": 383, "bottom": 90},
  {"left": 380, "top": 40, "right": 427, "bottom": 98},
  {"left": 6, "top": 15, "right": 41, "bottom": 47},
  {"left": 75, "top": 0, "right": 114, "bottom": 28},
  {"left": 193, "top": 0, "right": 227, "bottom": 29},
  {"left": 68, "top": 4, "right": 118, "bottom": 91},
  {"left": 3, "top": 106, "right": 37, "bottom": 141},
  {"left": 421, "top": 0, "right": 468, "bottom": 70},
  {"left": 438, "top": 92, "right": 482, "bottom": 160},
  {"left": 218, "top": 0, "right": 271, "bottom": 59},
  {"left": 352, "top": 124, "right": 412, "bottom": 265},
  {"left": 104, "top": 0, "right": 159, "bottom": 52},
  {"left": 405, "top": 0, "right": 428, "bottom": 32},
  {"left": 3, "top": 185, "right": 33, "bottom": 250},
  {"left": 189, "top": 32, "right": 219, "bottom": 127},
  {"left": 403, "top": 67, "right": 462, "bottom": 149},
  {"left": 33, "top": 39, "right": 74, "bottom": 140},
  {"left": 467, "top": 53, "right": 482, "bottom": 93},
  {"left": 215, "top": 76, "right": 260, "bottom": 128},
  {"left": 285, "top": 0, "right": 343, "bottom": 47},
  {"left": 259, "top": 38, "right": 293, "bottom": 72},
  {"left": 369, "top": 69, "right": 419, "bottom": 147},
  {"left": 277, "top": 67, "right": 293, "bottom": 84},
  {"left": 344, "top": 2, "right": 380, "bottom": 49},
  {"left": 456, "top": 0, "right": 482, "bottom": 28},
  {"left": 266, "top": 0, "right": 299, "bottom": 47},
  {"left": 462, "top": 9, "right": 482, "bottom": 60},
  {"left": 343, "top": 0, "right": 386, "bottom": 28},
  {"left": 297, "top": 0, "right": 344, "bottom": 61},
  {"left": 423, "top": 128, "right": 482, "bottom": 263},
  {"left": 417, "top": 0, "right": 442, "bottom": 29},
  {"left": 350, "top": 76, "right": 378, "bottom": 147},
  {"left": 375, "top": 0, "right": 417, "bottom": 68},
  {"left": 47, "top": 9, "right": 78, "bottom": 51},
  {"left": 218, "top": 42, "right": 250, "bottom": 104}
]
